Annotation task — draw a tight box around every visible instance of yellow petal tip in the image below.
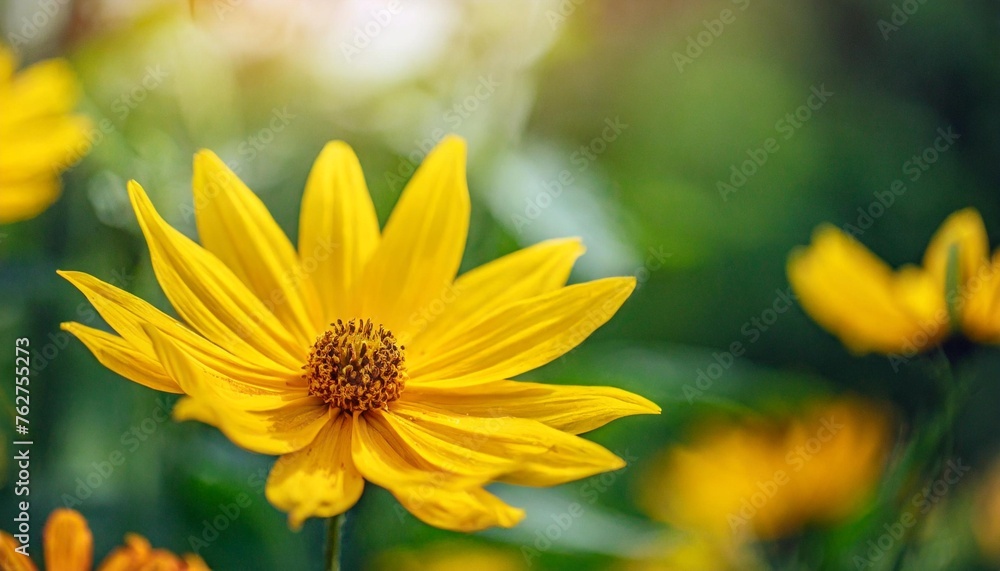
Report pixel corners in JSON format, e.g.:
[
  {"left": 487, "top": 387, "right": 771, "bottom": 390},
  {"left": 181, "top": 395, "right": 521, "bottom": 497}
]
[
  {"left": 320, "top": 140, "right": 354, "bottom": 154},
  {"left": 193, "top": 148, "right": 223, "bottom": 164},
  {"left": 438, "top": 133, "right": 467, "bottom": 150}
]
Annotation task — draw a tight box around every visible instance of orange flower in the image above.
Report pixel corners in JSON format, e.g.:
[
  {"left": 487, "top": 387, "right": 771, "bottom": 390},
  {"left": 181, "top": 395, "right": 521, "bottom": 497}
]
[{"left": 0, "top": 509, "right": 208, "bottom": 571}]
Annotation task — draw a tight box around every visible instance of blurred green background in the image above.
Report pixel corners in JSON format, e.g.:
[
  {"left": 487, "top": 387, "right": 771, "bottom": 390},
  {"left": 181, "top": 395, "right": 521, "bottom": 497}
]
[{"left": 1, "top": 0, "right": 999, "bottom": 569}]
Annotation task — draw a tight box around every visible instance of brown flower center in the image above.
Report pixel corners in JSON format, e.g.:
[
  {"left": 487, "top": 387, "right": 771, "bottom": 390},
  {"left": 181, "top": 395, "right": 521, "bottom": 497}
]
[{"left": 304, "top": 319, "right": 406, "bottom": 412}]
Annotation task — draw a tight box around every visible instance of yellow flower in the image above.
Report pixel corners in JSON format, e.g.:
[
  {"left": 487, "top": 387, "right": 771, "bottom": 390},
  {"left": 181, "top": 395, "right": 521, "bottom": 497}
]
[
  {"left": 60, "top": 136, "right": 659, "bottom": 532},
  {"left": 373, "top": 543, "right": 525, "bottom": 571},
  {"left": 974, "top": 459, "right": 1000, "bottom": 562},
  {"left": 615, "top": 532, "right": 764, "bottom": 571},
  {"left": 0, "top": 509, "right": 209, "bottom": 571},
  {"left": 0, "top": 45, "right": 91, "bottom": 224},
  {"left": 640, "top": 398, "right": 891, "bottom": 541},
  {"left": 788, "top": 209, "right": 1000, "bottom": 355}
]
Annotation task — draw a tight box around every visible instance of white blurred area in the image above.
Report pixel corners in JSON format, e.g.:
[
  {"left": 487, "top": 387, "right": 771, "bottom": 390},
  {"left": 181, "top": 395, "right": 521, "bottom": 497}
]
[
  {"left": 2, "top": 0, "right": 641, "bottom": 276},
  {"left": 40, "top": 0, "right": 560, "bottom": 154}
]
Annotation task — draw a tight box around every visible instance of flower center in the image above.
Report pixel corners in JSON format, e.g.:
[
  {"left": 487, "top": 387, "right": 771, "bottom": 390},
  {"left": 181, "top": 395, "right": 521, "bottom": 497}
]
[{"left": 304, "top": 319, "right": 407, "bottom": 412}]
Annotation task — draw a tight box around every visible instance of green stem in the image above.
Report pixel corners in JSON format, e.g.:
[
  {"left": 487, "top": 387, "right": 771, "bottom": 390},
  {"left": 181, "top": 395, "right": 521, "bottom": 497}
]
[
  {"left": 885, "top": 347, "right": 965, "bottom": 571},
  {"left": 324, "top": 513, "right": 345, "bottom": 571}
]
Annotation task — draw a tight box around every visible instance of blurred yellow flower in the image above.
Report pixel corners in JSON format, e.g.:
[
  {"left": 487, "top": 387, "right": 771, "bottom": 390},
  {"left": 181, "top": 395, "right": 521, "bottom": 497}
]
[
  {"left": 60, "top": 135, "right": 659, "bottom": 532},
  {"left": 640, "top": 398, "right": 891, "bottom": 542},
  {"left": 0, "top": 45, "right": 91, "bottom": 224},
  {"left": 373, "top": 543, "right": 525, "bottom": 571},
  {"left": 788, "top": 208, "right": 1000, "bottom": 355},
  {"left": 616, "top": 532, "right": 764, "bottom": 571},
  {"left": 0, "top": 508, "right": 209, "bottom": 571},
  {"left": 974, "top": 459, "right": 1000, "bottom": 562}
]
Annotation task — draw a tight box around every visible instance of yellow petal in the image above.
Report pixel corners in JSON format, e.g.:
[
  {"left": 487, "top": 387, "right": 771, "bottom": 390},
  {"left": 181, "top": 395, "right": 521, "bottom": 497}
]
[
  {"left": 408, "top": 238, "right": 584, "bottom": 363},
  {"left": 379, "top": 409, "right": 522, "bottom": 480},
  {"left": 354, "top": 412, "right": 524, "bottom": 531},
  {"left": 147, "top": 328, "right": 329, "bottom": 455},
  {"left": 0, "top": 531, "right": 38, "bottom": 571},
  {"left": 409, "top": 277, "right": 635, "bottom": 384},
  {"left": 61, "top": 323, "right": 181, "bottom": 393},
  {"left": 788, "top": 225, "right": 947, "bottom": 354},
  {"left": 351, "top": 410, "right": 492, "bottom": 489},
  {"left": 127, "top": 180, "right": 305, "bottom": 369},
  {"left": 0, "top": 176, "right": 59, "bottom": 224},
  {"left": 359, "top": 135, "right": 470, "bottom": 342},
  {"left": 192, "top": 150, "right": 323, "bottom": 343},
  {"left": 923, "top": 208, "right": 989, "bottom": 287},
  {"left": 0, "top": 115, "right": 91, "bottom": 176},
  {"left": 0, "top": 53, "right": 89, "bottom": 224},
  {"left": 183, "top": 554, "right": 212, "bottom": 571},
  {"left": 96, "top": 534, "right": 196, "bottom": 571},
  {"left": 392, "top": 485, "right": 524, "bottom": 532},
  {"left": 298, "top": 141, "right": 380, "bottom": 323},
  {"left": 265, "top": 414, "right": 365, "bottom": 528},
  {"left": 0, "top": 59, "right": 80, "bottom": 128},
  {"left": 402, "top": 379, "right": 660, "bottom": 434},
  {"left": 95, "top": 534, "right": 150, "bottom": 571},
  {"left": 961, "top": 252, "right": 1000, "bottom": 343},
  {"left": 173, "top": 395, "right": 330, "bottom": 456},
  {"left": 391, "top": 401, "right": 625, "bottom": 487},
  {"left": 58, "top": 270, "right": 298, "bottom": 388},
  {"left": 0, "top": 45, "right": 14, "bottom": 81},
  {"left": 43, "top": 509, "right": 92, "bottom": 571}
]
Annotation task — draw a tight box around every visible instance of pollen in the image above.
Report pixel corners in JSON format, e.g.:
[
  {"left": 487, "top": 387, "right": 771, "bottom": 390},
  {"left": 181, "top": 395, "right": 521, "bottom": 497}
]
[{"left": 304, "top": 319, "right": 407, "bottom": 412}]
